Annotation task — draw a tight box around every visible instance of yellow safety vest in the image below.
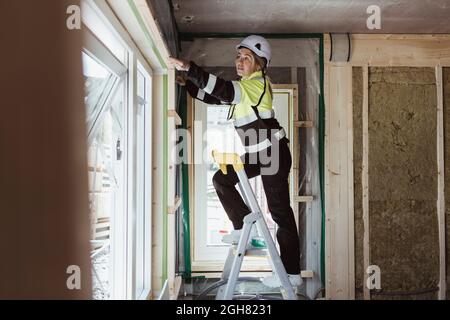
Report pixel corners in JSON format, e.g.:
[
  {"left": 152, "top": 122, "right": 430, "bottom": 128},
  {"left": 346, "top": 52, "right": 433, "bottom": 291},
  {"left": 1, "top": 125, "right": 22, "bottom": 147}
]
[
  {"left": 232, "top": 71, "right": 274, "bottom": 124},
  {"left": 230, "top": 71, "right": 286, "bottom": 154}
]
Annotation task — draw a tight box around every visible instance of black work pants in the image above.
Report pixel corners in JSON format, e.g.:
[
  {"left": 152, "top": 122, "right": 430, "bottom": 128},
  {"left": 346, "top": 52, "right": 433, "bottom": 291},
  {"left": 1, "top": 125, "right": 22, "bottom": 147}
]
[{"left": 212, "top": 138, "right": 300, "bottom": 274}]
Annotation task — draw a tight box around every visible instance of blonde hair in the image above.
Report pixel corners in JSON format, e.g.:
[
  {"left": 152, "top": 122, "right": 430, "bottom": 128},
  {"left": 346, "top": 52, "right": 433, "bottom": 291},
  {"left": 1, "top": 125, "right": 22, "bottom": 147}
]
[
  {"left": 252, "top": 53, "right": 267, "bottom": 72},
  {"left": 250, "top": 51, "right": 273, "bottom": 98}
]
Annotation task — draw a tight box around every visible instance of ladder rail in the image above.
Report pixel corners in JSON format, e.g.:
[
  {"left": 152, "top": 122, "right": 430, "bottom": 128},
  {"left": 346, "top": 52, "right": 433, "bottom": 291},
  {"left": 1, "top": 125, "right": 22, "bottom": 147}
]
[
  {"left": 221, "top": 218, "right": 253, "bottom": 299},
  {"left": 212, "top": 150, "right": 297, "bottom": 300}
]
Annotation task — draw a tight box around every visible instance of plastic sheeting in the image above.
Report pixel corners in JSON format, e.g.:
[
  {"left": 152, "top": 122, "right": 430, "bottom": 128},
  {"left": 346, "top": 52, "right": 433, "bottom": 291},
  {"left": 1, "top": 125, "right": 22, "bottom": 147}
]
[{"left": 179, "top": 37, "right": 323, "bottom": 299}]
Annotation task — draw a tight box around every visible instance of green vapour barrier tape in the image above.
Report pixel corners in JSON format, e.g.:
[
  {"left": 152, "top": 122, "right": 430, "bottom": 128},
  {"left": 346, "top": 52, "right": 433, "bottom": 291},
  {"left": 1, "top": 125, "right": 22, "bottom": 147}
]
[
  {"left": 179, "top": 87, "right": 192, "bottom": 277},
  {"left": 127, "top": 0, "right": 167, "bottom": 69},
  {"left": 162, "top": 75, "right": 168, "bottom": 281}
]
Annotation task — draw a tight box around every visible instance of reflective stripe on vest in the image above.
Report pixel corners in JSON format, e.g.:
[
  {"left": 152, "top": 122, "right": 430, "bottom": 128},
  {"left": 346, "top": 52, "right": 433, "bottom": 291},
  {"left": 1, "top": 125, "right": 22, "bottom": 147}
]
[
  {"left": 244, "top": 138, "right": 272, "bottom": 154},
  {"left": 203, "top": 74, "right": 217, "bottom": 95},
  {"left": 274, "top": 128, "right": 286, "bottom": 140},
  {"left": 197, "top": 89, "right": 205, "bottom": 100},
  {"left": 243, "top": 128, "right": 286, "bottom": 153},
  {"left": 233, "top": 109, "right": 274, "bottom": 127},
  {"left": 231, "top": 81, "right": 241, "bottom": 104}
]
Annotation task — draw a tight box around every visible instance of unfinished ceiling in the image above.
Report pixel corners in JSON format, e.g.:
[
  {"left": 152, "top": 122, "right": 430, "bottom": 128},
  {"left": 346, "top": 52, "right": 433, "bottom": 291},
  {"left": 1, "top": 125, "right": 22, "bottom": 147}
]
[{"left": 172, "top": 0, "right": 450, "bottom": 34}]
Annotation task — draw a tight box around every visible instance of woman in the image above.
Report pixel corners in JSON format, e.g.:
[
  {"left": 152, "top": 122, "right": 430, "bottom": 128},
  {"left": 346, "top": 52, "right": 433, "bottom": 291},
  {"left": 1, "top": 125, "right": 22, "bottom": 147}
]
[{"left": 169, "top": 35, "right": 301, "bottom": 288}]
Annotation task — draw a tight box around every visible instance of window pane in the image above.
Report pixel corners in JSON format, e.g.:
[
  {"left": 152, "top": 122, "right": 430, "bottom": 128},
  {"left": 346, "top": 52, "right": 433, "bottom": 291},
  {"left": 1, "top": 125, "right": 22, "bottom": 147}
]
[
  {"left": 82, "top": 52, "right": 117, "bottom": 129},
  {"left": 205, "top": 107, "right": 241, "bottom": 246},
  {"left": 205, "top": 107, "right": 277, "bottom": 246},
  {"left": 87, "top": 81, "right": 125, "bottom": 300}
]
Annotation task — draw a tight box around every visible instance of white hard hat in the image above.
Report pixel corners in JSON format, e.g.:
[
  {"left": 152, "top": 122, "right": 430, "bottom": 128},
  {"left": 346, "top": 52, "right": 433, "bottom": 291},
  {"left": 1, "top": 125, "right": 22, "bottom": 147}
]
[{"left": 236, "top": 35, "right": 272, "bottom": 67}]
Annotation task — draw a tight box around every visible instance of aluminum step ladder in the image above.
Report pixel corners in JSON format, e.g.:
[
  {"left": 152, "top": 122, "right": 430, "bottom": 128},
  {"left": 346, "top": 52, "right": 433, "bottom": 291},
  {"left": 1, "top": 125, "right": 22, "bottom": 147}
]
[{"left": 211, "top": 150, "right": 297, "bottom": 300}]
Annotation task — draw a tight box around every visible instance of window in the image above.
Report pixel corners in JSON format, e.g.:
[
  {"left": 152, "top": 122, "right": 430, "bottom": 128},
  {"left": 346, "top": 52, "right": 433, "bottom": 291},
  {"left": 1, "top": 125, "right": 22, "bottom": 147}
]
[
  {"left": 193, "top": 104, "right": 237, "bottom": 262},
  {"left": 83, "top": 45, "right": 127, "bottom": 299},
  {"left": 82, "top": 0, "right": 153, "bottom": 300},
  {"left": 83, "top": 52, "right": 117, "bottom": 129},
  {"left": 192, "top": 89, "right": 295, "bottom": 270},
  {"left": 85, "top": 63, "right": 125, "bottom": 299}
]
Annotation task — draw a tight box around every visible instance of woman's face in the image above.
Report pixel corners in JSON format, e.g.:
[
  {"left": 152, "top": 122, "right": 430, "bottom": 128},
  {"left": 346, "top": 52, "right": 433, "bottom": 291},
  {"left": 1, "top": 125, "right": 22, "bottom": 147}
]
[{"left": 235, "top": 47, "right": 259, "bottom": 77}]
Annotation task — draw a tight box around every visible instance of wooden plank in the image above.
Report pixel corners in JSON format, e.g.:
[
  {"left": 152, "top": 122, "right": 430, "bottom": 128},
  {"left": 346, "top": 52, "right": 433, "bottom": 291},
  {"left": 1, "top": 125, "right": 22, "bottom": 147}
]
[
  {"left": 293, "top": 120, "right": 313, "bottom": 128},
  {"left": 301, "top": 270, "right": 314, "bottom": 278},
  {"left": 168, "top": 196, "right": 181, "bottom": 214},
  {"left": 325, "top": 65, "right": 354, "bottom": 299},
  {"left": 272, "top": 84, "right": 298, "bottom": 90},
  {"left": 362, "top": 65, "right": 370, "bottom": 300},
  {"left": 167, "top": 213, "right": 176, "bottom": 298},
  {"left": 324, "top": 34, "right": 450, "bottom": 67},
  {"left": 95, "top": 221, "right": 110, "bottom": 228},
  {"left": 293, "top": 195, "right": 314, "bottom": 203},
  {"left": 290, "top": 85, "right": 299, "bottom": 230},
  {"left": 324, "top": 63, "right": 332, "bottom": 299},
  {"left": 170, "top": 275, "right": 183, "bottom": 300},
  {"left": 292, "top": 85, "right": 299, "bottom": 171},
  {"left": 436, "top": 66, "right": 447, "bottom": 300},
  {"left": 347, "top": 65, "right": 355, "bottom": 300},
  {"left": 151, "top": 75, "right": 165, "bottom": 292},
  {"left": 95, "top": 231, "right": 110, "bottom": 240},
  {"left": 167, "top": 68, "right": 176, "bottom": 297},
  {"left": 351, "top": 34, "right": 450, "bottom": 41},
  {"left": 168, "top": 109, "right": 182, "bottom": 126}
]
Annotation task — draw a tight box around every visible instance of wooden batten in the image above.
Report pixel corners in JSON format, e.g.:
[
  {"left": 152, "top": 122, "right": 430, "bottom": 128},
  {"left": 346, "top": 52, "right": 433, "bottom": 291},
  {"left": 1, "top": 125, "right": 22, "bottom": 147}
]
[{"left": 168, "top": 109, "right": 182, "bottom": 126}]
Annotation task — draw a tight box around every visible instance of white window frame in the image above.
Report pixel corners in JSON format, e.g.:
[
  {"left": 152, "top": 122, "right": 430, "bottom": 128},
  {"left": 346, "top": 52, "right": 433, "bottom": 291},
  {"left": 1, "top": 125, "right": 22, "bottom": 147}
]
[
  {"left": 82, "top": 0, "right": 154, "bottom": 300},
  {"left": 82, "top": 28, "right": 128, "bottom": 299},
  {"left": 83, "top": 28, "right": 127, "bottom": 144},
  {"left": 128, "top": 62, "right": 153, "bottom": 300}
]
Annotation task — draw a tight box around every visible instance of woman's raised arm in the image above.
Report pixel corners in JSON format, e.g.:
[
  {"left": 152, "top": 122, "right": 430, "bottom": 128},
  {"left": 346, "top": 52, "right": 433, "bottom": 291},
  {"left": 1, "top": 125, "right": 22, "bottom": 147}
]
[{"left": 168, "top": 57, "right": 241, "bottom": 105}]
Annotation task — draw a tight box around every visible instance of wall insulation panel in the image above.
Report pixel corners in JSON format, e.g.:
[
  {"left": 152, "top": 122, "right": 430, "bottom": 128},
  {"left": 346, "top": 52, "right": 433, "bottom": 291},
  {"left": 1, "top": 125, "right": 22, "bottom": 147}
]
[
  {"left": 352, "top": 67, "right": 364, "bottom": 299},
  {"left": 354, "top": 67, "right": 440, "bottom": 299}
]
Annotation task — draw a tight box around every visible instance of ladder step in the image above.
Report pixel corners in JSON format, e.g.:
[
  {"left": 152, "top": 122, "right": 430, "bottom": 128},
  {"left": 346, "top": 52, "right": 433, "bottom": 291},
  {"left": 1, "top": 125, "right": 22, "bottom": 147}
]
[{"left": 232, "top": 247, "right": 268, "bottom": 257}]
